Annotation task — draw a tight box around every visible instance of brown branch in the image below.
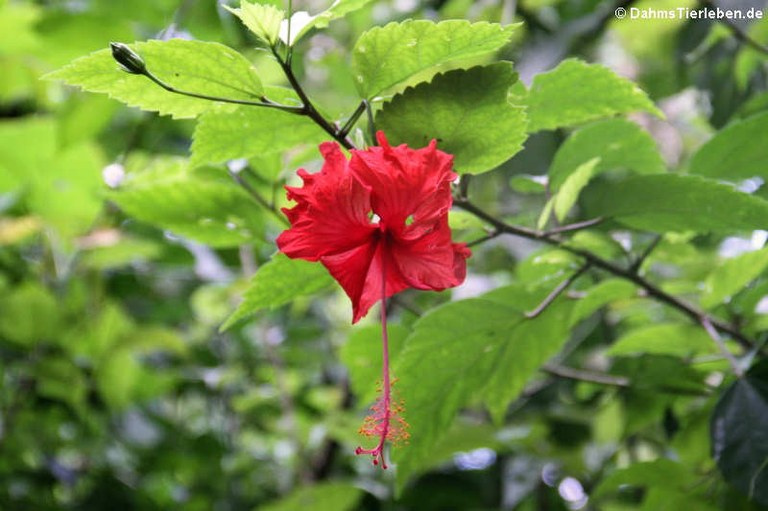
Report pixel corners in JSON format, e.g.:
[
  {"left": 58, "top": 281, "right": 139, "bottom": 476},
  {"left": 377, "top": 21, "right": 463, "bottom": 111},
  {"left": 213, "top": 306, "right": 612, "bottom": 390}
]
[
  {"left": 525, "top": 264, "right": 590, "bottom": 318},
  {"left": 701, "top": 0, "right": 768, "bottom": 56},
  {"left": 542, "top": 363, "right": 631, "bottom": 387},
  {"left": 454, "top": 198, "right": 756, "bottom": 351},
  {"left": 700, "top": 316, "right": 744, "bottom": 377}
]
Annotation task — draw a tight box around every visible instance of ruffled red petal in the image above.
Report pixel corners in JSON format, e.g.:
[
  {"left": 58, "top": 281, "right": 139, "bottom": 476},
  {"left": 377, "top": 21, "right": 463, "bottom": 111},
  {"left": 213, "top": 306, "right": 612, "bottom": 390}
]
[{"left": 277, "top": 133, "right": 470, "bottom": 323}]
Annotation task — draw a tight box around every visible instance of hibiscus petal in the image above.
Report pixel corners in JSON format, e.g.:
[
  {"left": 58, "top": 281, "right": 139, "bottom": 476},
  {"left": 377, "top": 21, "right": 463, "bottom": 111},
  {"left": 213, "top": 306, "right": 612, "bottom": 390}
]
[
  {"left": 390, "top": 220, "right": 470, "bottom": 291},
  {"left": 350, "top": 132, "right": 455, "bottom": 231},
  {"left": 321, "top": 236, "right": 410, "bottom": 323},
  {"left": 277, "top": 142, "right": 376, "bottom": 260}
]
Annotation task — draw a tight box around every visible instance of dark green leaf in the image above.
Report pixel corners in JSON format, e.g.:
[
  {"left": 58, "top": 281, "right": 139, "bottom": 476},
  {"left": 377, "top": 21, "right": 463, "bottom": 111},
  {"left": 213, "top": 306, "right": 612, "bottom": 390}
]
[{"left": 712, "top": 361, "right": 768, "bottom": 505}]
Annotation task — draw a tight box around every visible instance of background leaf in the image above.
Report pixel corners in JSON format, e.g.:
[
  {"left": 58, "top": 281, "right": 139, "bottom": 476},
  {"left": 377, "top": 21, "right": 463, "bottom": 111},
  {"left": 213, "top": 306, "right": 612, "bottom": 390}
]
[
  {"left": 582, "top": 174, "right": 768, "bottom": 233},
  {"left": 526, "top": 59, "right": 662, "bottom": 132},
  {"left": 191, "top": 105, "right": 329, "bottom": 167},
  {"left": 109, "top": 159, "right": 264, "bottom": 247},
  {"left": 688, "top": 111, "right": 768, "bottom": 180}
]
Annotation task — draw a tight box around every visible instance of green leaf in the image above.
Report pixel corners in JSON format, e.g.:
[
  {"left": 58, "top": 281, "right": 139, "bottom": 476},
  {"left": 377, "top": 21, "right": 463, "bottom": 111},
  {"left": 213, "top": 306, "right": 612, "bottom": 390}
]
[
  {"left": 592, "top": 459, "right": 696, "bottom": 500},
  {"left": 549, "top": 118, "right": 666, "bottom": 190},
  {"left": 45, "top": 39, "right": 263, "bottom": 119},
  {"left": 553, "top": 157, "right": 600, "bottom": 221},
  {"left": 582, "top": 174, "right": 768, "bottom": 233},
  {"left": 221, "top": 253, "right": 334, "bottom": 330},
  {"left": 702, "top": 248, "right": 768, "bottom": 309},
  {"left": 109, "top": 159, "right": 264, "bottom": 247},
  {"left": 191, "top": 105, "right": 328, "bottom": 167},
  {"left": 96, "top": 348, "right": 142, "bottom": 410},
  {"left": 526, "top": 59, "right": 662, "bottom": 132},
  {"left": 571, "top": 279, "right": 638, "bottom": 324},
  {"left": 352, "top": 20, "right": 518, "bottom": 98},
  {"left": 258, "top": 482, "right": 362, "bottom": 511},
  {"left": 393, "top": 284, "right": 573, "bottom": 486},
  {"left": 376, "top": 63, "right": 527, "bottom": 175},
  {"left": 689, "top": 111, "right": 768, "bottom": 180},
  {"left": 712, "top": 360, "right": 768, "bottom": 505},
  {"left": 224, "top": 1, "right": 284, "bottom": 46},
  {"left": 339, "top": 323, "right": 408, "bottom": 403},
  {"left": 0, "top": 283, "right": 60, "bottom": 347},
  {"left": 607, "top": 323, "right": 716, "bottom": 358},
  {"left": 281, "top": 0, "right": 376, "bottom": 46}
]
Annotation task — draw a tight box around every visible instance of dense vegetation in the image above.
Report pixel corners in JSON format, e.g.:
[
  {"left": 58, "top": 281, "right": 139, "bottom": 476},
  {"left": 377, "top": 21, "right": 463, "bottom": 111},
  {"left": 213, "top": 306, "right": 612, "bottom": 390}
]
[{"left": 1, "top": 0, "right": 768, "bottom": 509}]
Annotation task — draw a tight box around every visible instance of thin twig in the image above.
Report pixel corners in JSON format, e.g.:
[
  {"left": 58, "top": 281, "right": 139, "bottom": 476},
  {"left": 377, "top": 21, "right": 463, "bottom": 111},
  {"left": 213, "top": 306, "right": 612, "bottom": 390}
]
[
  {"left": 229, "top": 169, "right": 289, "bottom": 226},
  {"left": 629, "top": 235, "right": 662, "bottom": 274},
  {"left": 525, "top": 264, "right": 590, "bottom": 318},
  {"left": 454, "top": 198, "right": 756, "bottom": 351},
  {"left": 700, "top": 316, "right": 744, "bottom": 377},
  {"left": 143, "top": 71, "right": 305, "bottom": 113},
  {"left": 542, "top": 363, "right": 631, "bottom": 387},
  {"left": 702, "top": 0, "right": 768, "bottom": 55},
  {"left": 270, "top": 48, "right": 355, "bottom": 149},
  {"left": 338, "top": 101, "right": 367, "bottom": 138},
  {"left": 467, "top": 230, "right": 502, "bottom": 247},
  {"left": 543, "top": 217, "right": 604, "bottom": 236}
]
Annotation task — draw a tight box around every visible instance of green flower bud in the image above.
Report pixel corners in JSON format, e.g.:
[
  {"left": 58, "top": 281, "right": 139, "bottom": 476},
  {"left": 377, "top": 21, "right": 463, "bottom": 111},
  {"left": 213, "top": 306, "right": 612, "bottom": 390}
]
[{"left": 110, "top": 42, "right": 147, "bottom": 75}]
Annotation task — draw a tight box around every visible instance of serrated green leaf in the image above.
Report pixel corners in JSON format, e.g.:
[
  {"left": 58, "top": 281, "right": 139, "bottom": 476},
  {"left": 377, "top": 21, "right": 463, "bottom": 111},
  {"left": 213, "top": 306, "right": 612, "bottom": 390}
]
[
  {"left": 553, "top": 157, "right": 600, "bottom": 221},
  {"left": 607, "top": 323, "right": 716, "bottom": 357},
  {"left": 688, "top": 111, "right": 768, "bottom": 180},
  {"left": 526, "top": 59, "right": 662, "bottom": 132},
  {"left": 340, "top": 323, "right": 408, "bottom": 403},
  {"left": 549, "top": 118, "right": 666, "bottom": 190},
  {"left": 109, "top": 158, "right": 263, "bottom": 247},
  {"left": 281, "top": 0, "right": 376, "bottom": 46},
  {"left": 393, "top": 284, "right": 573, "bottom": 485},
  {"left": 352, "top": 20, "right": 518, "bottom": 98},
  {"left": 45, "top": 39, "right": 263, "bottom": 119},
  {"left": 221, "top": 253, "right": 334, "bottom": 330},
  {"left": 258, "top": 482, "right": 362, "bottom": 511},
  {"left": 191, "top": 105, "right": 328, "bottom": 167},
  {"left": 376, "top": 63, "right": 527, "bottom": 175},
  {"left": 224, "top": 2, "right": 284, "bottom": 46},
  {"left": 702, "top": 247, "right": 768, "bottom": 309},
  {"left": 582, "top": 174, "right": 768, "bottom": 233}
]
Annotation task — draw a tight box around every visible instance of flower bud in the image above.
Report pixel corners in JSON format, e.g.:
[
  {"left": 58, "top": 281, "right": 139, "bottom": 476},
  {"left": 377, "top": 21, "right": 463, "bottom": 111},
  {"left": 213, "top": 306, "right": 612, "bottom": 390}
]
[{"left": 110, "top": 42, "right": 146, "bottom": 75}]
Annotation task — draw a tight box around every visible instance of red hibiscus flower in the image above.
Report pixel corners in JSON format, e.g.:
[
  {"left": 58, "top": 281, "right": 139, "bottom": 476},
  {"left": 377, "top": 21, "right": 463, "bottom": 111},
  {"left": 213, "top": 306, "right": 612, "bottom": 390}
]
[
  {"left": 277, "top": 131, "right": 470, "bottom": 322},
  {"left": 277, "top": 131, "right": 471, "bottom": 468}
]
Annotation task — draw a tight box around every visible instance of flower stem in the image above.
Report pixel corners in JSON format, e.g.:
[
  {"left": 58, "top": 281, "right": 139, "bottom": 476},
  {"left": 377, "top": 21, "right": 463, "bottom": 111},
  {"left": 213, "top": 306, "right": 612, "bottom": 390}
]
[{"left": 355, "top": 252, "right": 392, "bottom": 468}]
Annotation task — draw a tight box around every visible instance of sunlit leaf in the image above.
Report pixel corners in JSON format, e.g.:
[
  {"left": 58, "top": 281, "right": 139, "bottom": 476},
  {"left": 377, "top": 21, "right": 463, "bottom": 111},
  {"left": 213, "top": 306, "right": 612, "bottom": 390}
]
[
  {"left": 526, "top": 59, "right": 662, "bottom": 132},
  {"left": 377, "top": 63, "right": 527, "bottom": 174},
  {"left": 352, "top": 20, "right": 518, "bottom": 98}
]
